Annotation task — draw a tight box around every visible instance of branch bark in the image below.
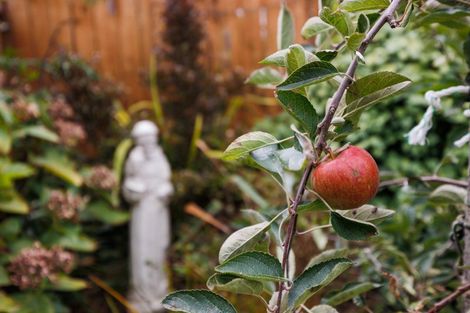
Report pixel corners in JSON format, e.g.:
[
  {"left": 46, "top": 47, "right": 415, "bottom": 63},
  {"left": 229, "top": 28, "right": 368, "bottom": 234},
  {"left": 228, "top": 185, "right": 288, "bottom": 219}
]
[
  {"left": 426, "top": 283, "right": 470, "bottom": 313},
  {"left": 275, "top": 1, "right": 403, "bottom": 311},
  {"left": 379, "top": 176, "right": 468, "bottom": 189},
  {"left": 463, "top": 120, "right": 470, "bottom": 312}
]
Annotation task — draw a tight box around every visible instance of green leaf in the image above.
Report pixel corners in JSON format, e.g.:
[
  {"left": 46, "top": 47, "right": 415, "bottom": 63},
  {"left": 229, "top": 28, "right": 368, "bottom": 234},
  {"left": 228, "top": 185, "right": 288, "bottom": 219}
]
[
  {"left": 338, "top": 205, "right": 395, "bottom": 223},
  {"left": 0, "top": 102, "right": 13, "bottom": 125},
  {"left": 298, "top": 200, "right": 329, "bottom": 213},
  {"left": 276, "top": 90, "right": 318, "bottom": 137},
  {"left": 42, "top": 227, "right": 97, "bottom": 252},
  {"left": 0, "top": 292, "right": 19, "bottom": 313},
  {"left": 250, "top": 144, "right": 283, "bottom": 173},
  {"left": 346, "top": 33, "right": 365, "bottom": 51},
  {"left": 59, "top": 233, "right": 97, "bottom": 252},
  {"left": 45, "top": 274, "right": 87, "bottom": 291},
  {"left": 310, "top": 305, "right": 339, "bottom": 313},
  {"left": 230, "top": 176, "right": 269, "bottom": 208},
  {"left": 0, "top": 266, "right": 10, "bottom": 286},
  {"left": 277, "top": 3, "right": 295, "bottom": 50},
  {"left": 315, "top": 50, "right": 338, "bottom": 62},
  {"left": 0, "top": 217, "right": 22, "bottom": 239},
  {"left": 113, "top": 138, "right": 133, "bottom": 185},
  {"left": 430, "top": 184, "right": 466, "bottom": 204},
  {"left": 12, "top": 125, "right": 59, "bottom": 143},
  {"left": 301, "top": 17, "right": 333, "bottom": 39},
  {"left": 85, "top": 201, "right": 130, "bottom": 225},
  {"left": 286, "top": 44, "right": 316, "bottom": 74},
  {"left": 324, "top": 282, "right": 381, "bottom": 306},
  {"left": 288, "top": 258, "right": 352, "bottom": 309},
  {"left": 277, "top": 61, "right": 339, "bottom": 91},
  {"left": 245, "top": 67, "right": 284, "bottom": 88},
  {"left": 260, "top": 49, "right": 288, "bottom": 67},
  {"left": 413, "top": 9, "right": 470, "bottom": 29},
  {"left": 464, "top": 35, "right": 470, "bottom": 68},
  {"left": 320, "top": 7, "right": 353, "bottom": 37},
  {"left": 0, "top": 191, "right": 29, "bottom": 214},
  {"left": 0, "top": 125, "right": 11, "bottom": 155},
  {"left": 223, "top": 131, "right": 279, "bottom": 161},
  {"left": 277, "top": 147, "right": 306, "bottom": 171},
  {"left": 357, "top": 14, "right": 370, "bottom": 33},
  {"left": 216, "top": 251, "right": 286, "bottom": 282},
  {"left": 12, "top": 292, "right": 54, "bottom": 313},
  {"left": 1, "top": 162, "right": 36, "bottom": 180},
  {"left": 30, "top": 155, "right": 83, "bottom": 186},
  {"left": 218, "top": 221, "right": 271, "bottom": 264},
  {"left": 437, "top": 0, "right": 470, "bottom": 7},
  {"left": 207, "top": 274, "right": 264, "bottom": 296},
  {"left": 330, "top": 211, "right": 378, "bottom": 240},
  {"left": 341, "top": 0, "right": 390, "bottom": 12},
  {"left": 162, "top": 290, "right": 237, "bottom": 313},
  {"left": 308, "top": 248, "right": 350, "bottom": 268},
  {"left": 344, "top": 71, "right": 411, "bottom": 122}
]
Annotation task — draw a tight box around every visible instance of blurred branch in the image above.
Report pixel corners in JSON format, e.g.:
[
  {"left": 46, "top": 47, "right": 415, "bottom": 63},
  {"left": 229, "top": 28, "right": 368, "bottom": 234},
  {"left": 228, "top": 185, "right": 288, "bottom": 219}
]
[
  {"left": 464, "top": 119, "right": 470, "bottom": 311},
  {"left": 89, "top": 275, "right": 138, "bottom": 313},
  {"left": 380, "top": 176, "right": 468, "bottom": 189},
  {"left": 425, "top": 283, "right": 470, "bottom": 313},
  {"left": 184, "top": 202, "right": 232, "bottom": 234}
]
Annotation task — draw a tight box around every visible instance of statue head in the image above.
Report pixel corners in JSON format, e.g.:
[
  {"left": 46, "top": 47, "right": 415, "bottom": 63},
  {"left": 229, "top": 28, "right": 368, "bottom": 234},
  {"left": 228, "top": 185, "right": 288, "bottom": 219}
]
[{"left": 131, "top": 120, "right": 159, "bottom": 148}]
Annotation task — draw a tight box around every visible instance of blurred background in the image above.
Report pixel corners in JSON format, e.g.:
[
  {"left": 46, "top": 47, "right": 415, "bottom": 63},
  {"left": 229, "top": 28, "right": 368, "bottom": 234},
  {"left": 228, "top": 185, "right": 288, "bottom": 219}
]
[{"left": 0, "top": 0, "right": 468, "bottom": 312}]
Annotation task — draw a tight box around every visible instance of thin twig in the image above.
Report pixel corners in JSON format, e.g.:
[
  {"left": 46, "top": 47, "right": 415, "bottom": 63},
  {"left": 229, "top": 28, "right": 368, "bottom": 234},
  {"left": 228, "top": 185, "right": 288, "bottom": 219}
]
[
  {"left": 379, "top": 176, "right": 468, "bottom": 189},
  {"left": 426, "top": 283, "right": 470, "bottom": 313},
  {"left": 274, "top": 0, "right": 403, "bottom": 311}
]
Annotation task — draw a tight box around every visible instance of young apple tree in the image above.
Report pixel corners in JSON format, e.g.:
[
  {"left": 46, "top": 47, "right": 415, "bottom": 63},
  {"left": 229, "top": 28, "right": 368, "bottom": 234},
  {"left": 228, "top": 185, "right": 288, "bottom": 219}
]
[{"left": 161, "top": 0, "right": 466, "bottom": 312}]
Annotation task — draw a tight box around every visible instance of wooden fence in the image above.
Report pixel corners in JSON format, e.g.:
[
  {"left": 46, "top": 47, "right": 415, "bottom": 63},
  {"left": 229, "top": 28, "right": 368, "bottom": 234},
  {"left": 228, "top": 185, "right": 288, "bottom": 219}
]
[{"left": 4, "top": 0, "right": 317, "bottom": 103}]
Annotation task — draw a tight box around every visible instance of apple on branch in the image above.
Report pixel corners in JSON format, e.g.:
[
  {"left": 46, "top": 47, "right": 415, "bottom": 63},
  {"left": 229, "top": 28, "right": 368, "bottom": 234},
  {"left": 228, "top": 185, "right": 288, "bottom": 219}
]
[{"left": 312, "top": 146, "right": 380, "bottom": 210}]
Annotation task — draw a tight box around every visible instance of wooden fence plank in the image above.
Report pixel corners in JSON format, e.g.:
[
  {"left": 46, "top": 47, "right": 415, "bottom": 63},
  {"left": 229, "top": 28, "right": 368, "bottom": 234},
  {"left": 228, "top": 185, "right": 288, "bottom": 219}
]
[
  {"left": 6, "top": 0, "right": 34, "bottom": 57},
  {"left": 4, "top": 0, "right": 317, "bottom": 104}
]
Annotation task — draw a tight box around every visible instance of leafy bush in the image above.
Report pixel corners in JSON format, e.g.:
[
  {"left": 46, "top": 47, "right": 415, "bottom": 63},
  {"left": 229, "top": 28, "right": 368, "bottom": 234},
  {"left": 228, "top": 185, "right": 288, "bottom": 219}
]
[{"left": 0, "top": 60, "right": 128, "bottom": 312}]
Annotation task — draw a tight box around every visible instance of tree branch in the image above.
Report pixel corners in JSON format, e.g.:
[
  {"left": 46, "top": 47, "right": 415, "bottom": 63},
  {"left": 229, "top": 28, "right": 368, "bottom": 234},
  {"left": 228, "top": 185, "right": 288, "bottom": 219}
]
[
  {"left": 426, "top": 283, "right": 470, "bottom": 313},
  {"left": 275, "top": 0, "right": 403, "bottom": 311},
  {"left": 315, "top": 0, "right": 402, "bottom": 151},
  {"left": 379, "top": 176, "right": 468, "bottom": 189},
  {"left": 463, "top": 120, "right": 470, "bottom": 312}
]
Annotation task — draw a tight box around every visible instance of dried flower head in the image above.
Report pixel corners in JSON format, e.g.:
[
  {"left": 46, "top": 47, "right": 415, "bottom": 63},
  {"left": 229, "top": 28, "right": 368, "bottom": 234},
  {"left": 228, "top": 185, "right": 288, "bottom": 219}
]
[
  {"left": 8, "top": 242, "right": 74, "bottom": 290},
  {"left": 46, "top": 190, "right": 86, "bottom": 221},
  {"left": 12, "top": 98, "right": 39, "bottom": 121},
  {"left": 54, "top": 120, "right": 87, "bottom": 147},
  {"left": 48, "top": 97, "right": 74, "bottom": 120},
  {"left": 86, "top": 165, "right": 117, "bottom": 190},
  {"left": 50, "top": 246, "right": 74, "bottom": 273}
]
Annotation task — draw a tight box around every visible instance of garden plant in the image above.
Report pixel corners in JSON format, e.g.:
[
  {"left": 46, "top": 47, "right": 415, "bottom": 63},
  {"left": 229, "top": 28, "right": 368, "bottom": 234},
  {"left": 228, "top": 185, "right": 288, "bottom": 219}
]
[
  {"left": 162, "top": 0, "right": 470, "bottom": 312},
  {"left": 0, "top": 56, "right": 129, "bottom": 312}
]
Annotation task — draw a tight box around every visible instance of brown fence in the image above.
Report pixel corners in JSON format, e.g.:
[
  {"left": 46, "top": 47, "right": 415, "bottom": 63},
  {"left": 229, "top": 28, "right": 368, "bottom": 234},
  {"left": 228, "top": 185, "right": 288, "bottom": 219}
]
[{"left": 5, "top": 0, "right": 317, "bottom": 103}]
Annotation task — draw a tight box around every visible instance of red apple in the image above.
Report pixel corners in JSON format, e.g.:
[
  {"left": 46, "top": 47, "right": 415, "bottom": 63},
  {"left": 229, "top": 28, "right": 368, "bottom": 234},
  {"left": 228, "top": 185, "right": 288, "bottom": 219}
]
[{"left": 312, "top": 146, "right": 380, "bottom": 210}]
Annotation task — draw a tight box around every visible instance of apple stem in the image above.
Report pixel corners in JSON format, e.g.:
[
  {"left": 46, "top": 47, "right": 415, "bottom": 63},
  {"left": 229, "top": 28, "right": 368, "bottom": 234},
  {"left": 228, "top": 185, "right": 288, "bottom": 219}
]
[{"left": 327, "top": 147, "right": 336, "bottom": 160}]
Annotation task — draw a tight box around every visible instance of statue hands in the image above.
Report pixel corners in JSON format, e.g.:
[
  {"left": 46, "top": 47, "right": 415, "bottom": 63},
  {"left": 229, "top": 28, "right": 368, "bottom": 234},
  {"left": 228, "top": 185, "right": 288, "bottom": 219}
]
[
  {"left": 156, "top": 182, "right": 174, "bottom": 201},
  {"left": 122, "top": 179, "right": 147, "bottom": 204}
]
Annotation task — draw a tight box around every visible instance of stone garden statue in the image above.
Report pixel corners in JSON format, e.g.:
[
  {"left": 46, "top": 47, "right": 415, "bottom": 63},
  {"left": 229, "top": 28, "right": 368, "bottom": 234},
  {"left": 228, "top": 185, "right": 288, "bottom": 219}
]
[{"left": 122, "top": 120, "right": 173, "bottom": 313}]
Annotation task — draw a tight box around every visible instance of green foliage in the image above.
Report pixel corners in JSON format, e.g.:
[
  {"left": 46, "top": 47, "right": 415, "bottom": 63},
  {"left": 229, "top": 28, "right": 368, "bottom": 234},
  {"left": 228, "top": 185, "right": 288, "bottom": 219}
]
[
  {"left": 165, "top": 0, "right": 470, "bottom": 312},
  {"left": 215, "top": 252, "right": 285, "bottom": 282},
  {"left": 163, "top": 290, "right": 237, "bottom": 313},
  {"left": 277, "top": 61, "right": 339, "bottom": 91},
  {"left": 330, "top": 211, "right": 378, "bottom": 240},
  {"left": 287, "top": 258, "right": 352, "bottom": 309},
  {"left": 0, "top": 57, "right": 128, "bottom": 312},
  {"left": 277, "top": 3, "right": 295, "bottom": 50}
]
